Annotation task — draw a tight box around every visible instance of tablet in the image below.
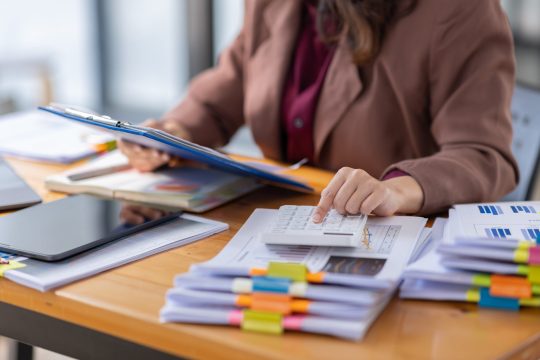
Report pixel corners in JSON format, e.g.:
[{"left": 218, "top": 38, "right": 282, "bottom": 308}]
[{"left": 0, "top": 195, "right": 180, "bottom": 261}]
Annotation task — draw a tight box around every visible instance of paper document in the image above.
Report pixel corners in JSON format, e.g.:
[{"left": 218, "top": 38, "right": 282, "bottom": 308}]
[
  {"left": 192, "top": 209, "right": 427, "bottom": 288},
  {"left": 3, "top": 214, "right": 227, "bottom": 291},
  {"left": 0, "top": 111, "right": 113, "bottom": 163}
]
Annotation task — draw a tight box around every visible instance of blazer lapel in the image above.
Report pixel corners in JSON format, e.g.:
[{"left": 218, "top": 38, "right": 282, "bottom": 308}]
[
  {"left": 313, "top": 41, "right": 363, "bottom": 163},
  {"left": 247, "top": 0, "right": 302, "bottom": 160}
]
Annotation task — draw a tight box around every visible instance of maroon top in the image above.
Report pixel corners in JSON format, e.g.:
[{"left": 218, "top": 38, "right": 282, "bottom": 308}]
[
  {"left": 281, "top": 3, "right": 408, "bottom": 179},
  {"left": 281, "top": 3, "right": 334, "bottom": 163}
]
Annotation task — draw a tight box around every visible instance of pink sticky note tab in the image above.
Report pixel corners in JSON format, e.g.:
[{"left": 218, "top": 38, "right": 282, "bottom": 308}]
[
  {"left": 283, "top": 315, "right": 305, "bottom": 331},
  {"left": 529, "top": 247, "right": 540, "bottom": 265},
  {"left": 228, "top": 310, "right": 243, "bottom": 326}
]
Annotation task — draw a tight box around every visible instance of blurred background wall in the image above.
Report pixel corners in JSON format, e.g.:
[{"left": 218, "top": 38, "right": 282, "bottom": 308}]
[{"left": 1, "top": 0, "right": 538, "bottom": 121}]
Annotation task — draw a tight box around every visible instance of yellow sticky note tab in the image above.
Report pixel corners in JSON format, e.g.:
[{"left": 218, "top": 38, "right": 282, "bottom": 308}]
[
  {"left": 0, "top": 261, "right": 26, "bottom": 277},
  {"left": 466, "top": 288, "right": 480, "bottom": 302},
  {"left": 514, "top": 249, "right": 529, "bottom": 264},
  {"left": 242, "top": 310, "right": 283, "bottom": 335},
  {"left": 471, "top": 274, "right": 491, "bottom": 287},
  {"left": 528, "top": 266, "right": 540, "bottom": 284},
  {"left": 268, "top": 262, "right": 307, "bottom": 282},
  {"left": 517, "top": 242, "right": 532, "bottom": 250}
]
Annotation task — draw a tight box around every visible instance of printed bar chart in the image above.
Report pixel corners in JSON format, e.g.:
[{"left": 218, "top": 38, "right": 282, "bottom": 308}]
[
  {"left": 511, "top": 205, "right": 537, "bottom": 214},
  {"left": 485, "top": 228, "right": 512, "bottom": 238},
  {"left": 521, "top": 228, "right": 540, "bottom": 241},
  {"left": 478, "top": 205, "right": 503, "bottom": 215}
]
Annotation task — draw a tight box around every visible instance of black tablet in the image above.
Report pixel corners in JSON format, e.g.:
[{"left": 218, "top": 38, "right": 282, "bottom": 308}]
[{"left": 0, "top": 194, "right": 180, "bottom": 261}]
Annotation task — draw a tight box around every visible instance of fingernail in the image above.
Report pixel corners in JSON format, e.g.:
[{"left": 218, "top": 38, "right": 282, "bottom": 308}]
[{"left": 312, "top": 214, "right": 321, "bottom": 223}]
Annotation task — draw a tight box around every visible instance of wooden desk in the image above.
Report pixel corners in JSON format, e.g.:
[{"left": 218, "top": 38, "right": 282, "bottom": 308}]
[{"left": 1, "top": 157, "right": 539, "bottom": 360}]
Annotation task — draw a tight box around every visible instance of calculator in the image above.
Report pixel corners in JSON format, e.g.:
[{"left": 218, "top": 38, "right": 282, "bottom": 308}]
[{"left": 261, "top": 205, "right": 368, "bottom": 247}]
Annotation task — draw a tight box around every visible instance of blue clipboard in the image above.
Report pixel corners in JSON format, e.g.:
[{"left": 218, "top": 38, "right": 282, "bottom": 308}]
[{"left": 39, "top": 105, "right": 313, "bottom": 193}]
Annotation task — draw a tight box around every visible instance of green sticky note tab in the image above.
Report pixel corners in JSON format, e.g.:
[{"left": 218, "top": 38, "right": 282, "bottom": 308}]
[
  {"left": 267, "top": 262, "right": 307, "bottom": 282},
  {"left": 528, "top": 266, "right": 540, "bottom": 284},
  {"left": 517, "top": 265, "right": 529, "bottom": 276},
  {"left": 532, "top": 284, "right": 540, "bottom": 296},
  {"left": 0, "top": 261, "right": 26, "bottom": 277},
  {"left": 242, "top": 310, "right": 283, "bottom": 335},
  {"left": 471, "top": 274, "right": 491, "bottom": 287}
]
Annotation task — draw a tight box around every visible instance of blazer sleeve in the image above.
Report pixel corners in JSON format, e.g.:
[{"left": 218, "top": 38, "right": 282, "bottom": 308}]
[
  {"left": 161, "top": 13, "right": 248, "bottom": 147},
  {"left": 385, "top": 0, "right": 519, "bottom": 215}
]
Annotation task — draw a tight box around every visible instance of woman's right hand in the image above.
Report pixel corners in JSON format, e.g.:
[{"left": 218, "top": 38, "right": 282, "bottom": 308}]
[{"left": 118, "top": 119, "right": 189, "bottom": 172}]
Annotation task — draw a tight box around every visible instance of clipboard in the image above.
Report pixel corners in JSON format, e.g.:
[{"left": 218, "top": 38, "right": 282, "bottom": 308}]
[{"left": 38, "top": 105, "right": 313, "bottom": 193}]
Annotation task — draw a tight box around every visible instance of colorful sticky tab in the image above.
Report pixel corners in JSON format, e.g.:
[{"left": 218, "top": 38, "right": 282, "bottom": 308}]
[
  {"left": 267, "top": 262, "right": 307, "bottom": 282},
  {"left": 251, "top": 293, "right": 292, "bottom": 314},
  {"left": 252, "top": 277, "right": 290, "bottom": 293},
  {"left": 490, "top": 275, "right": 532, "bottom": 299},
  {"left": 520, "top": 297, "right": 540, "bottom": 307},
  {"left": 471, "top": 274, "right": 491, "bottom": 287},
  {"left": 465, "top": 289, "right": 481, "bottom": 302},
  {"left": 528, "top": 266, "right": 540, "bottom": 284},
  {"left": 0, "top": 261, "right": 26, "bottom": 277},
  {"left": 529, "top": 247, "right": 540, "bottom": 265},
  {"left": 242, "top": 310, "right": 283, "bottom": 335},
  {"left": 514, "top": 249, "right": 529, "bottom": 264},
  {"left": 537, "top": 235, "right": 540, "bottom": 246},
  {"left": 479, "top": 288, "right": 520, "bottom": 311}
]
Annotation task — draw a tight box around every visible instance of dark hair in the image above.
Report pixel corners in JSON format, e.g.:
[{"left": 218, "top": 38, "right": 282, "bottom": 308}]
[{"left": 317, "top": 0, "right": 418, "bottom": 65}]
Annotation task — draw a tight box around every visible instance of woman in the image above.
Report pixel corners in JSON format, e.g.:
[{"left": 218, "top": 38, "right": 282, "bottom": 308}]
[{"left": 120, "top": 0, "right": 518, "bottom": 221}]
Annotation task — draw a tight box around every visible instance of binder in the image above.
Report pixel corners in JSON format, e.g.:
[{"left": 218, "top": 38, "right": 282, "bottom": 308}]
[{"left": 38, "top": 105, "right": 313, "bottom": 193}]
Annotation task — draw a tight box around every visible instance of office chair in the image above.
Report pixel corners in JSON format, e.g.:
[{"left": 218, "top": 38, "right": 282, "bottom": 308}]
[{"left": 502, "top": 83, "right": 540, "bottom": 201}]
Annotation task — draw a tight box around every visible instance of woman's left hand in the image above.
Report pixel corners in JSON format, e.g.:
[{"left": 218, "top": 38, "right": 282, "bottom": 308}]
[{"left": 311, "top": 167, "right": 424, "bottom": 223}]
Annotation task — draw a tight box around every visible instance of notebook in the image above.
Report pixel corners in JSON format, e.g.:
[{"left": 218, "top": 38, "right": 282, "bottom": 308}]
[
  {"left": 39, "top": 105, "right": 313, "bottom": 192},
  {"left": 45, "top": 151, "right": 262, "bottom": 213}
]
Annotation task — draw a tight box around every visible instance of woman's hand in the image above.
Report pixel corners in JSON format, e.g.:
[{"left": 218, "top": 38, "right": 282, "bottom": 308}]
[
  {"left": 118, "top": 119, "right": 189, "bottom": 172},
  {"left": 311, "top": 167, "right": 424, "bottom": 222}
]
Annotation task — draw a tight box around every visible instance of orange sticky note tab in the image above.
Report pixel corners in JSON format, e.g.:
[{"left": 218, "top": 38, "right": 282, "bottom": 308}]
[
  {"left": 290, "top": 299, "right": 311, "bottom": 313},
  {"left": 306, "top": 272, "right": 325, "bottom": 283},
  {"left": 490, "top": 275, "right": 532, "bottom": 299},
  {"left": 250, "top": 268, "right": 267, "bottom": 277},
  {"left": 251, "top": 293, "right": 292, "bottom": 314},
  {"left": 236, "top": 294, "right": 252, "bottom": 308}
]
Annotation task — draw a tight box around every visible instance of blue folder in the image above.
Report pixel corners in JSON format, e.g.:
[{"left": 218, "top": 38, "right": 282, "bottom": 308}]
[{"left": 39, "top": 105, "right": 313, "bottom": 193}]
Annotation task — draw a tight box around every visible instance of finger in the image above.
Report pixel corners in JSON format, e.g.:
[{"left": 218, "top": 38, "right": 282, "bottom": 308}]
[
  {"left": 359, "top": 184, "right": 390, "bottom": 215},
  {"left": 133, "top": 207, "right": 165, "bottom": 220},
  {"left": 119, "top": 206, "right": 145, "bottom": 224},
  {"left": 343, "top": 178, "right": 379, "bottom": 214},
  {"left": 312, "top": 168, "right": 351, "bottom": 223},
  {"left": 332, "top": 178, "right": 360, "bottom": 215}
]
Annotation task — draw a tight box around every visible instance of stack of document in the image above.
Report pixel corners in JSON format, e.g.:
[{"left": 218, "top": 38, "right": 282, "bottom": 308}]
[
  {"left": 401, "top": 202, "right": 540, "bottom": 311},
  {"left": 0, "top": 111, "right": 114, "bottom": 163},
  {"left": 161, "top": 209, "right": 428, "bottom": 340},
  {"left": 0, "top": 215, "right": 228, "bottom": 291},
  {"left": 46, "top": 151, "right": 261, "bottom": 212}
]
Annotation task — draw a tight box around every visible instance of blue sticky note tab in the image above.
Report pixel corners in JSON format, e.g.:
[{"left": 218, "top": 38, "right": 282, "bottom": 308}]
[
  {"left": 536, "top": 234, "right": 540, "bottom": 246},
  {"left": 252, "top": 277, "right": 290, "bottom": 294},
  {"left": 478, "top": 288, "right": 519, "bottom": 311}
]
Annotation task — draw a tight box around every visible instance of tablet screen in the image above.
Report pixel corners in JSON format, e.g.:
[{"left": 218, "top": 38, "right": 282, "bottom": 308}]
[{"left": 0, "top": 195, "right": 180, "bottom": 261}]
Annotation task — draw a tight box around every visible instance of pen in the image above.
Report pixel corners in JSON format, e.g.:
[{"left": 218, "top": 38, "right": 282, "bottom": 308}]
[{"left": 67, "top": 164, "right": 132, "bottom": 181}]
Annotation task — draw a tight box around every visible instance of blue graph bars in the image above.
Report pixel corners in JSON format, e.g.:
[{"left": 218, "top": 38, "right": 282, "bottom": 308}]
[
  {"left": 511, "top": 205, "right": 537, "bottom": 214},
  {"left": 478, "top": 205, "right": 504, "bottom": 215},
  {"left": 485, "top": 228, "right": 511, "bottom": 238},
  {"left": 521, "top": 228, "right": 540, "bottom": 241}
]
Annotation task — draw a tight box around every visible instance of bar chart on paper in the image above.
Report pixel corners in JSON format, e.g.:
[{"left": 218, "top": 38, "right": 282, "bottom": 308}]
[
  {"left": 477, "top": 205, "right": 504, "bottom": 215},
  {"left": 511, "top": 205, "right": 538, "bottom": 214},
  {"left": 475, "top": 225, "right": 540, "bottom": 242}
]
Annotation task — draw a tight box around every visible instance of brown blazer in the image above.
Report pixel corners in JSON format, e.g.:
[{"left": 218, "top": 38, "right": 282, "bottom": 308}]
[{"left": 163, "top": 0, "right": 518, "bottom": 215}]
